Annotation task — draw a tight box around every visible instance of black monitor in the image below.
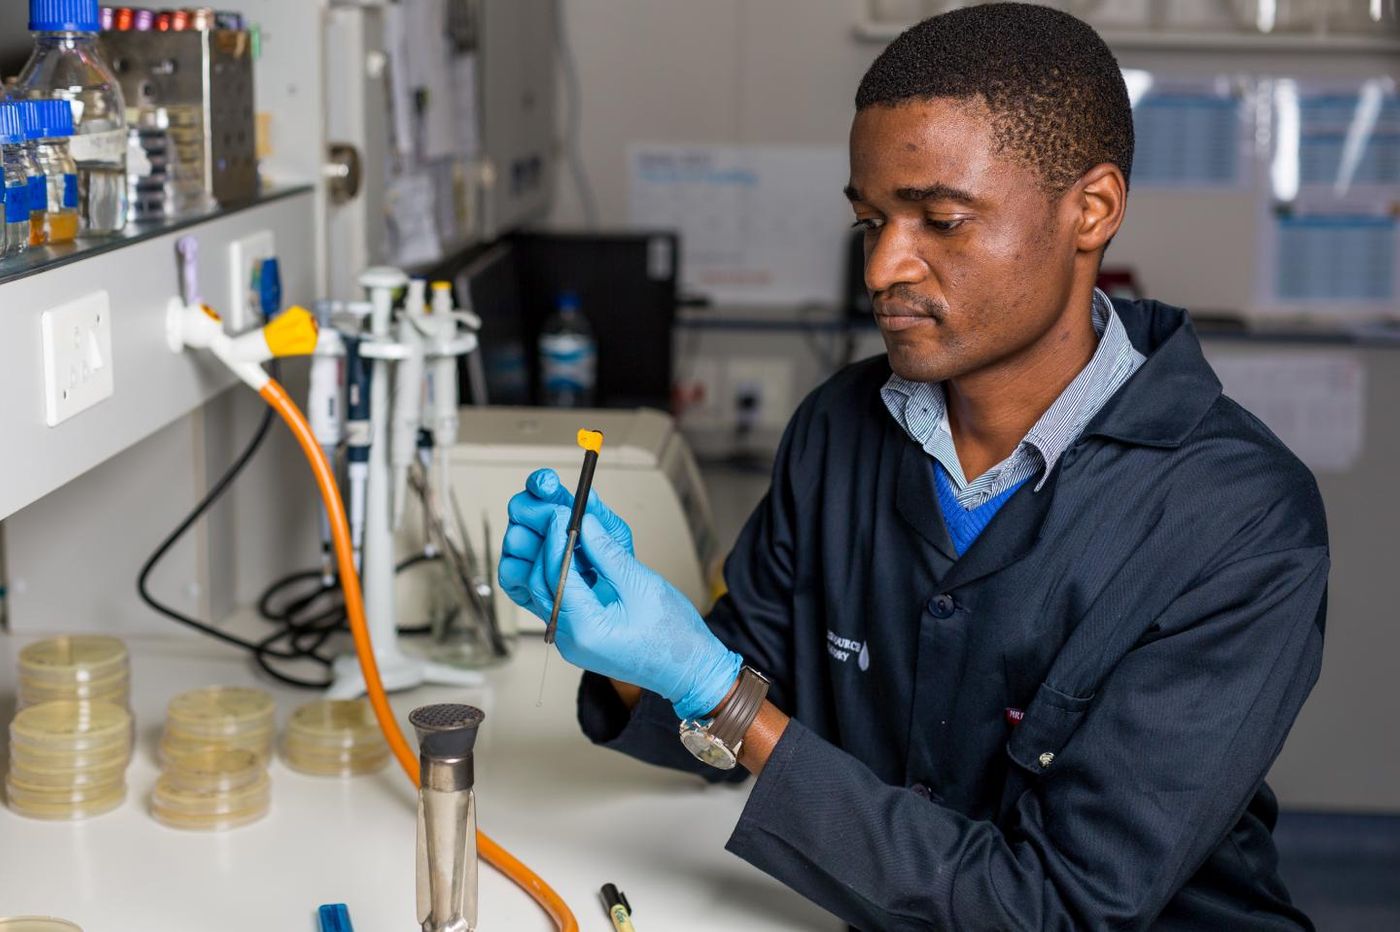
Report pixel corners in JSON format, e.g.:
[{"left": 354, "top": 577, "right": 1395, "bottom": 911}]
[{"left": 460, "top": 230, "right": 679, "bottom": 410}]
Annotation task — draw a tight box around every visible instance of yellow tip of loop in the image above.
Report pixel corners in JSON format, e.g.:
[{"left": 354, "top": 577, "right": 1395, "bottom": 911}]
[
  {"left": 263, "top": 305, "right": 320, "bottom": 357},
  {"left": 577, "top": 429, "right": 604, "bottom": 454}
]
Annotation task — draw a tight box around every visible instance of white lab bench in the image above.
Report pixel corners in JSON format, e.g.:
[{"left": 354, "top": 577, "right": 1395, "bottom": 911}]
[{"left": 0, "top": 632, "right": 840, "bottom": 931}]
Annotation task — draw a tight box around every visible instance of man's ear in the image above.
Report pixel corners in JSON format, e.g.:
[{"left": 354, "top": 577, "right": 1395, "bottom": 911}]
[{"left": 1072, "top": 163, "right": 1127, "bottom": 256}]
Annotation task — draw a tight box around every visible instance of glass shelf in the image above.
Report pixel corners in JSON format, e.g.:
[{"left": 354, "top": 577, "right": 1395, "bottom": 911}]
[{"left": 0, "top": 185, "right": 314, "bottom": 289}]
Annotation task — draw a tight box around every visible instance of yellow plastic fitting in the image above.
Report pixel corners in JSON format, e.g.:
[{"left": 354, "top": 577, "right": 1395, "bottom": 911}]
[
  {"left": 263, "top": 306, "right": 320, "bottom": 357},
  {"left": 577, "top": 429, "right": 604, "bottom": 454}
]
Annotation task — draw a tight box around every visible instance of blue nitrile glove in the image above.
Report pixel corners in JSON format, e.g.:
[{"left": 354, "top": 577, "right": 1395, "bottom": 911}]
[
  {"left": 499, "top": 468, "right": 634, "bottom": 608},
  {"left": 529, "top": 508, "right": 742, "bottom": 722}
]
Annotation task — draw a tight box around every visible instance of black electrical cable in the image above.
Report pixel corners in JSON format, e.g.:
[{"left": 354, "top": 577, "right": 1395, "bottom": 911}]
[
  {"left": 138, "top": 398, "right": 458, "bottom": 688},
  {"left": 136, "top": 405, "right": 335, "bottom": 688},
  {"left": 246, "top": 552, "right": 445, "bottom": 681}
]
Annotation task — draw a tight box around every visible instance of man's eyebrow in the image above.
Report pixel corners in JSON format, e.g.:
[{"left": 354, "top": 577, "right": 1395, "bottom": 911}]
[
  {"left": 895, "top": 183, "right": 977, "bottom": 205},
  {"left": 843, "top": 182, "right": 979, "bottom": 205}
]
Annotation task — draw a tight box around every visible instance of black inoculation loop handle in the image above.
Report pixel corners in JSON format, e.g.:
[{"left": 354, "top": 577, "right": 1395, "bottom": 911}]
[
  {"left": 567, "top": 450, "right": 598, "bottom": 535},
  {"left": 544, "top": 433, "right": 603, "bottom": 647}
]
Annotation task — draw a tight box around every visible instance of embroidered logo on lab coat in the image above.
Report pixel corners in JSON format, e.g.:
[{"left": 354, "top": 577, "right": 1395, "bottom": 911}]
[{"left": 827, "top": 631, "right": 870, "bottom": 671}]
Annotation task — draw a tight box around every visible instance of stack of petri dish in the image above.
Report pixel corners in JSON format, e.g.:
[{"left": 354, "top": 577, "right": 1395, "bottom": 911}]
[
  {"left": 5, "top": 700, "right": 132, "bottom": 820},
  {"left": 159, "top": 686, "right": 276, "bottom": 765},
  {"left": 281, "top": 699, "right": 390, "bottom": 777},
  {"left": 17, "top": 635, "right": 130, "bottom": 709},
  {"left": 151, "top": 746, "right": 270, "bottom": 831}
]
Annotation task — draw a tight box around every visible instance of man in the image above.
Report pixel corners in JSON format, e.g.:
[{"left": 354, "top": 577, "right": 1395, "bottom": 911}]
[{"left": 500, "top": 4, "right": 1328, "bottom": 929}]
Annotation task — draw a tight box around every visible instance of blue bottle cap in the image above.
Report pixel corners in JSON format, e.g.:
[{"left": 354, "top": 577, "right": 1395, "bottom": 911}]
[
  {"left": 32, "top": 99, "right": 75, "bottom": 138},
  {"left": 0, "top": 103, "right": 26, "bottom": 146},
  {"left": 16, "top": 100, "right": 43, "bottom": 140},
  {"left": 557, "top": 290, "right": 581, "bottom": 312},
  {"left": 29, "top": 0, "right": 101, "bottom": 32}
]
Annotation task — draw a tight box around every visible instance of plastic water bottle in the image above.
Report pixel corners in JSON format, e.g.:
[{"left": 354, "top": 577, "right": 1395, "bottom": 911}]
[
  {"left": 539, "top": 291, "right": 597, "bottom": 408},
  {"left": 16, "top": 0, "right": 128, "bottom": 235},
  {"left": 16, "top": 100, "right": 49, "bottom": 247},
  {"left": 29, "top": 99, "right": 79, "bottom": 244},
  {"left": 1, "top": 103, "right": 31, "bottom": 258}
]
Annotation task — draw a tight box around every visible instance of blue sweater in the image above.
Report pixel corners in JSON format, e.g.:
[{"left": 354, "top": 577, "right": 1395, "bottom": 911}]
[{"left": 934, "top": 461, "right": 1027, "bottom": 555}]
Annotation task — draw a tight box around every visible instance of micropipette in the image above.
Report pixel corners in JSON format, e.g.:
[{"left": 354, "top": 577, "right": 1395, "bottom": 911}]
[{"left": 538, "top": 429, "right": 604, "bottom": 705}]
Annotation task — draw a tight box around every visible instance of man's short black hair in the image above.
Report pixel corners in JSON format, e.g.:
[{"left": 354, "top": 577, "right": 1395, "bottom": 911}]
[{"left": 856, "top": 3, "right": 1133, "bottom": 195}]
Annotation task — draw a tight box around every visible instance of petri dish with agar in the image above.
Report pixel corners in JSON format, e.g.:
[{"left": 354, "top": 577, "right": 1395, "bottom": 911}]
[
  {"left": 160, "top": 686, "right": 275, "bottom": 763},
  {"left": 165, "top": 686, "right": 275, "bottom": 737},
  {"left": 0, "top": 919, "right": 84, "bottom": 932},
  {"left": 7, "top": 753, "right": 128, "bottom": 789},
  {"left": 159, "top": 747, "right": 263, "bottom": 793},
  {"left": 281, "top": 699, "right": 389, "bottom": 777},
  {"left": 18, "top": 636, "right": 129, "bottom": 708},
  {"left": 4, "top": 777, "right": 126, "bottom": 820},
  {"left": 9, "top": 700, "right": 132, "bottom": 756},
  {"left": 151, "top": 773, "right": 270, "bottom": 831}
]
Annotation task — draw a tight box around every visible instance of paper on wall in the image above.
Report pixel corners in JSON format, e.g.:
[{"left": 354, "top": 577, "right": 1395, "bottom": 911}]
[
  {"left": 1252, "top": 78, "right": 1400, "bottom": 316},
  {"left": 1211, "top": 351, "right": 1366, "bottom": 473},
  {"left": 1129, "top": 74, "right": 1253, "bottom": 189},
  {"left": 386, "top": 170, "right": 442, "bottom": 267},
  {"left": 627, "top": 144, "right": 850, "bottom": 306}
]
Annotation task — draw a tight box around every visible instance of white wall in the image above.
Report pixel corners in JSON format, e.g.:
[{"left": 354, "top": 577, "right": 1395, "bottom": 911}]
[{"left": 550, "top": 0, "right": 877, "bottom": 229}]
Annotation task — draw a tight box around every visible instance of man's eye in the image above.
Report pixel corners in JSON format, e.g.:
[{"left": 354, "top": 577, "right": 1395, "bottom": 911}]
[
  {"left": 926, "top": 218, "right": 965, "bottom": 233},
  {"left": 850, "top": 218, "right": 883, "bottom": 232}
]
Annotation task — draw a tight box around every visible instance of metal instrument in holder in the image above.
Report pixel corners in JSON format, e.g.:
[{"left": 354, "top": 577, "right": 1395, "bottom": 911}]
[
  {"left": 411, "top": 703, "right": 485, "bottom": 932},
  {"left": 100, "top": 27, "right": 257, "bottom": 218}
]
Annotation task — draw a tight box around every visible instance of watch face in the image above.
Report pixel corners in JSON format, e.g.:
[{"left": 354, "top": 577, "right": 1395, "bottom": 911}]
[{"left": 680, "top": 725, "right": 738, "bottom": 770}]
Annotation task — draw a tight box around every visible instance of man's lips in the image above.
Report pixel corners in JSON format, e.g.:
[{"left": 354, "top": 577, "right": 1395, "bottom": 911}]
[{"left": 874, "top": 306, "right": 938, "bottom": 333}]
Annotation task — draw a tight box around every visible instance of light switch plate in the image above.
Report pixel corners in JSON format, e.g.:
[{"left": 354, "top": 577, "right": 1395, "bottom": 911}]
[
  {"left": 228, "top": 229, "right": 276, "bottom": 332},
  {"left": 41, "top": 290, "right": 115, "bottom": 427}
]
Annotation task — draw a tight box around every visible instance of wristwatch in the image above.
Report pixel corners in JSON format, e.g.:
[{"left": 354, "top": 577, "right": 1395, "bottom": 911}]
[{"left": 678, "top": 666, "right": 770, "bottom": 770}]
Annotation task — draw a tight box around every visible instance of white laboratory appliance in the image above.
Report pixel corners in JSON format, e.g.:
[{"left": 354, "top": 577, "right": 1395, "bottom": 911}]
[{"left": 438, "top": 407, "right": 721, "bottom": 631}]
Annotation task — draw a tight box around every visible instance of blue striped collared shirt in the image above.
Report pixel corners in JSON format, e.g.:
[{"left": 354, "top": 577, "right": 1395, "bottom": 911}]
[{"left": 881, "top": 289, "right": 1145, "bottom": 510}]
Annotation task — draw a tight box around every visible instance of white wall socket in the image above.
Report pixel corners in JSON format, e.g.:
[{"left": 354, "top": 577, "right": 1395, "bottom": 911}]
[
  {"left": 726, "top": 356, "right": 795, "bottom": 429},
  {"left": 41, "top": 290, "right": 115, "bottom": 427},
  {"left": 227, "top": 229, "right": 276, "bottom": 332}
]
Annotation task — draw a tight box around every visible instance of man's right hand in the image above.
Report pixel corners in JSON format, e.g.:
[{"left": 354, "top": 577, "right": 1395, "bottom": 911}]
[{"left": 498, "top": 467, "right": 634, "bottom": 610}]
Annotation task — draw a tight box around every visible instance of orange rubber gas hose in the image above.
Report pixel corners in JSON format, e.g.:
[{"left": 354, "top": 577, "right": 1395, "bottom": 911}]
[{"left": 259, "top": 379, "right": 579, "bottom": 932}]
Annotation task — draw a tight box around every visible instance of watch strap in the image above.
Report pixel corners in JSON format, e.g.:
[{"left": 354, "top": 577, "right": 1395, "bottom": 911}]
[{"left": 709, "top": 666, "right": 769, "bottom": 749}]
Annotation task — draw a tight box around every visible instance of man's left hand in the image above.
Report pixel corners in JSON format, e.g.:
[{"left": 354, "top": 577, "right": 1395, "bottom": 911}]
[{"left": 511, "top": 505, "right": 742, "bottom": 721}]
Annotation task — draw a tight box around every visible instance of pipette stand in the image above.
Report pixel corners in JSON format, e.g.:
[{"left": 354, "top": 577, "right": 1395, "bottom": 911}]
[{"left": 326, "top": 268, "right": 483, "bottom": 700}]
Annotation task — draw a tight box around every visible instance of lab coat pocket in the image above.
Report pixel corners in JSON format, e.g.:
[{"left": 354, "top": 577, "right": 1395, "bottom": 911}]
[
  {"left": 1005, "top": 681, "right": 1093, "bottom": 778},
  {"left": 999, "top": 682, "right": 1093, "bottom": 818}
]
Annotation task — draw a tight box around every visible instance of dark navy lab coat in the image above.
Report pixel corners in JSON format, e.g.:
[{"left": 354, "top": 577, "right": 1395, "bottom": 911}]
[{"left": 578, "top": 299, "right": 1329, "bottom": 931}]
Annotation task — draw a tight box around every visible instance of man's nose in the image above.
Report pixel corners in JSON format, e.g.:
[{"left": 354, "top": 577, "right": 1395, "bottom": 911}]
[{"left": 864, "top": 224, "right": 927, "bottom": 296}]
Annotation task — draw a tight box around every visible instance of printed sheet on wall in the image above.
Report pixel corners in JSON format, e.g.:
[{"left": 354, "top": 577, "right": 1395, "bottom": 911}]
[
  {"left": 1253, "top": 77, "right": 1400, "bottom": 319},
  {"left": 1125, "top": 71, "right": 1253, "bottom": 190},
  {"left": 627, "top": 144, "right": 850, "bottom": 307}
]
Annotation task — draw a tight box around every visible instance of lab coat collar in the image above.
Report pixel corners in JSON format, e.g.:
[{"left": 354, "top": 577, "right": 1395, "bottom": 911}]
[
  {"left": 896, "top": 436, "right": 959, "bottom": 562},
  {"left": 1083, "top": 299, "right": 1223, "bottom": 449}
]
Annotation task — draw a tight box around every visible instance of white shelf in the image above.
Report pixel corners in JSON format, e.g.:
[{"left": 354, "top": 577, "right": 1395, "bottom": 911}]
[{"left": 853, "top": 18, "right": 1400, "bottom": 52}]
